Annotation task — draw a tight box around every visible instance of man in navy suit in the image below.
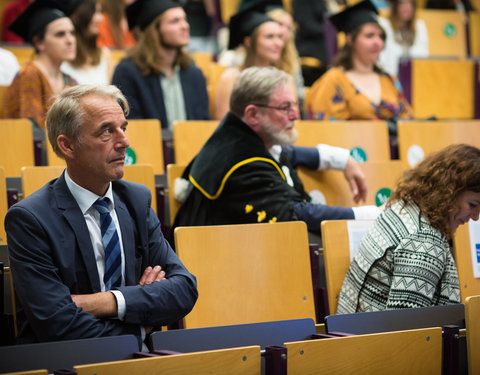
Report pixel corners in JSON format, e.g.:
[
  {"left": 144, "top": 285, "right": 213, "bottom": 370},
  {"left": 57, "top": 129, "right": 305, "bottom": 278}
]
[{"left": 5, "top": 84, "right": 198, "bottom": 347}]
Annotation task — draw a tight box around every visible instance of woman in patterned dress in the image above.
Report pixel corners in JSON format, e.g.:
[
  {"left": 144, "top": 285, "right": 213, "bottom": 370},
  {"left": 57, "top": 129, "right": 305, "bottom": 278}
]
[{"left": 337, "top": 144, "right": 480, "bottom": 314}]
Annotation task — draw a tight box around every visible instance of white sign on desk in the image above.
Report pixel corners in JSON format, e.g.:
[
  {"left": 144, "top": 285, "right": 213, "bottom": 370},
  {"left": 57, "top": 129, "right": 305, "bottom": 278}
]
[
  {"left": 468, "top": 219, "right": 480, "bottom": 279},
  {"left": 347, "top": 220, "right": 375, "bottom": 262}
]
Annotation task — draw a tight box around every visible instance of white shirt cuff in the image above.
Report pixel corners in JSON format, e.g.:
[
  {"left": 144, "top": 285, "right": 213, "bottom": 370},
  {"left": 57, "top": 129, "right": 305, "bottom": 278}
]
[
  {"left": 316, "top": 144, "right": 350, "bottom": 170},
  {"left": 352, "top": 205, "right": 381, "bottom": 220},
  {"left": 111, "top": 290, "right": 126, "bottom": 320}
]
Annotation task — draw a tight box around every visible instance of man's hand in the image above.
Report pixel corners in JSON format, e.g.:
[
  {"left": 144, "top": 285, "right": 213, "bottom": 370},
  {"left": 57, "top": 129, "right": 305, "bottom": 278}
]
[
  {"left": 344, "top": 156, "right": 367, "bottom": 203},
  {"left": 71, "top": 292, "right": 117, "bottom": 317},
  {"left": 139, "top": 265, "right": 166, "bottom": 286}
]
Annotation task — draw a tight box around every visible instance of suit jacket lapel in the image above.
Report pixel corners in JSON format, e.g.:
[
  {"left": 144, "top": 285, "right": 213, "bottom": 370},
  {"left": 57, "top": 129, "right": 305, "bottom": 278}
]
[
  {"left": 114, "top": 193, "right": 136, "bottom": 285},
  {"left": 54, "top": 173, "right": 101, "bottom": 292}
]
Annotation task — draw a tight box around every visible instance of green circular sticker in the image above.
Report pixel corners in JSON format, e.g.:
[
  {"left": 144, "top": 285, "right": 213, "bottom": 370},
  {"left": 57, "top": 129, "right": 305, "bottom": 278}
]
[
  {"left": 350, "top": 147, "right": 367, "bottom": 163},
  {"left": 375, "top": 187, "right": 392, "bottom": 207},
  {"left": 125, "top": 147, "right": 137, "bottom": 165},
  {"left": 443, "top": 23, "right": 456, "bottom": 37}
]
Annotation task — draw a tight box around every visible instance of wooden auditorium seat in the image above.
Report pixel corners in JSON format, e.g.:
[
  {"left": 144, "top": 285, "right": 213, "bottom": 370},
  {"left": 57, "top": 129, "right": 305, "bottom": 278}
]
[
  {"left": 283, "top": 327, "right": 442, "bottom": 374},
  {"left": 404, "top": 59, "right": 475, "bottom": 119},
  {"left": 0, "top": 85, "right": 7, "bottom": 118},
  {"left": 150, "top": 318, "right": 316, "bottom": 352},
  {"left": 320, "top": 219, "right": 374, "bottom": 314},
  {"left": 324, "top": 304, "right": 465, "bottom": 335},
  {"left": 297, "top": 160, "right": 403, "bottom": 207},
  {"left": 452, "top": 223, "right": 480, "bottom": 302},
  {"left": 47, "top": 119, "right": 165, "bottom": 175},
  {"left": 172, "top": 120, "right": 218, "bottom": 165},
  {"left": 416, "top": 9, "right": 467, "bottom": 58},
  {"left": 191, "top": 52, "right": 213, "bottom": 82},
  {"left": 166, "top": 163, "right": 186, "bottom": 225},
  {"left": 74, "top": 346, "right": 261, "bottom": 375},
  {"left": 294, "top": 121, "right": 391, "bottom": 162},
  {"left": 398, "top": 120, "right": 480, "bottom": 169},
  {"left": 174, "top": 221, "right": 316, "bottom": 328},
  {"left": 122, "top": 164, "right": 157, "bottom": 214},
  {"left": 0, "top": 335, "right": 139, "bottom": 374},
  {"left": 21, "top": 166, "right": 65, "bottom": 198},
  {"left": 0, "top": 119, "right": 35, "bottom": 177},
  {"left": 465, "top": 294, "right": 480, "bottom": 375}
]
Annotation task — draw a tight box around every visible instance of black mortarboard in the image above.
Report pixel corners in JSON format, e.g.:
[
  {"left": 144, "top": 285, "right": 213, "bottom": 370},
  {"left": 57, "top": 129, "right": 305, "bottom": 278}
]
[
  {"left": 59, "top": 0, "right": 84, "bottom": 16},
  {"left": 329, "top": 0, "right": 379, "bottom": 34},
  {"left": 126, "top": 0, "right": 181, "bottom": 31},
  {"left": 8, "top": 0, "right": 69, "bottom": 43},
  {"left": 228, "top": 0, "right": 283, "bottom": 50}
]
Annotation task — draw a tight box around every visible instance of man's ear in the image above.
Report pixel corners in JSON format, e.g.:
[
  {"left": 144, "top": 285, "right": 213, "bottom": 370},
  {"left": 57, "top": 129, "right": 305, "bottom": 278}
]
[
  {"left": 56, "top": 135, "right": 75, "bottom": 160},
  {"left": 243, "top": 104, "right": 262, "bottom": 132}
]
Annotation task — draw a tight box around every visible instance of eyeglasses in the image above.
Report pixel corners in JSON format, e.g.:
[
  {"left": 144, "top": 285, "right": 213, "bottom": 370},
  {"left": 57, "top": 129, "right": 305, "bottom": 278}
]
[{"left": 253, "top": 101, "right": 298, "bottom": 115}]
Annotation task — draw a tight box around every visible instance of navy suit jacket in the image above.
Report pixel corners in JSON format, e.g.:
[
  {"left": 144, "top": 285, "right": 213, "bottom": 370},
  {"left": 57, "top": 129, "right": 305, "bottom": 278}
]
[
  {"left": 5, "top": 173, "right": 198, "bottom": 346},
  {"left": 111, "top": 59, "right": 210, "bottom": 127}
]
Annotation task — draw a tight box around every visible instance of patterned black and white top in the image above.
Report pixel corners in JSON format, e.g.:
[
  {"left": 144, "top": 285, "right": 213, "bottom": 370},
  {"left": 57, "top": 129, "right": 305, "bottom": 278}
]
[{"left": 337, "top": 201, "right": 461, "bottom": 314}]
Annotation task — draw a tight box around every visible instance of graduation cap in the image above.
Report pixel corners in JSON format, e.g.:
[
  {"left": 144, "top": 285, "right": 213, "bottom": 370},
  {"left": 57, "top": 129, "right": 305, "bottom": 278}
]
[
  {"left": 228, "top": 0, "right": 283, "bottom": 50},
  {"left": 126, "top": 0, "right": 181, "bottom": 31},
  {"left": 8, "top": 0, "right": 69, "bottom": 43},
  {"left": 59, "top": 0, "right": 84, "bottom": 16},
  {"left": 329, "top": 0, "right": 379, "bottom": 34}
]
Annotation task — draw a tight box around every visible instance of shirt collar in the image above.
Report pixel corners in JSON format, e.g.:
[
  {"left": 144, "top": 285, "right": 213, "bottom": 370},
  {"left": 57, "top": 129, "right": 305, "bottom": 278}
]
[{"left": 64, "top": 170, "right": 115, "bottom": 214}]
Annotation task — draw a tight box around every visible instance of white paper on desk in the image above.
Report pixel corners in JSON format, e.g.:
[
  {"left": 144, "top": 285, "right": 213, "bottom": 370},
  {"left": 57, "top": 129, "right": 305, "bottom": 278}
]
[
  {"left": 468, "top": 219, "right": 480, "bottom": 278},
  {"left": 347, "top": 220, "right": 375, "bottom": 262}
]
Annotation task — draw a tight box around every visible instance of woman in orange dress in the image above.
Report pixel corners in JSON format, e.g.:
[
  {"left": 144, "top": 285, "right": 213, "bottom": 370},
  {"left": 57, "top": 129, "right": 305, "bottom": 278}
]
[
  {"left": 3, "top": 0, "right": 77, "bottom": 130},
  {"left": 308, "top": 0, "right": 413, "bottom": 123}
]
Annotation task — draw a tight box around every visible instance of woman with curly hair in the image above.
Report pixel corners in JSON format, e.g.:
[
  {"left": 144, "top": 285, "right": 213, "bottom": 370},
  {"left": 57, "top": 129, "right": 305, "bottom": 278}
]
[{"left": 337, "top": 144, "right": 480, "bottom": 314}]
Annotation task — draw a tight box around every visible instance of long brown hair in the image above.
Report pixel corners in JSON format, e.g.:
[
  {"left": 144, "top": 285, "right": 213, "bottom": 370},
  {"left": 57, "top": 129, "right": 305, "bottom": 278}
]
[
  {"left": 388, "top": 0, "right": 416, "bottom": 46},
  {"left": 389, "top": 144, "right": 480, "bottom": 238},
  {"left": 102, "top": 0, "right": 126, "bottom": 49},
  {"left": 127, "top": 12, "right": 191, "bottom": 76},
  {"left": 70, "top": 0, "right": 102, "bottom": 67}
]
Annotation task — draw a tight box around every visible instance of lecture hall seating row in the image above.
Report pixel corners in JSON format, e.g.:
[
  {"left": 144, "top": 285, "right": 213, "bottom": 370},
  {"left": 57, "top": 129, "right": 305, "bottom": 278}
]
[{"left": 3, "top": 297, "right": 480, "bottom": 375}]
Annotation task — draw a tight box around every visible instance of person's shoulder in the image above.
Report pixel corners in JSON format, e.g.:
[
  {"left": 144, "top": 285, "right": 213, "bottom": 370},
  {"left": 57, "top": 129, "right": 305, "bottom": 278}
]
[
  {"left": 114, "top": 58, "right": 139, "bottom": 73},
  {"left": 7, "top": 179, "right": 57, "bottom": 215},
  {"left": 113, "top": 179, "right": 151, "bottom": 199},
  {"left": 415, "top": 18, "right": 428, "bottom": 30}
]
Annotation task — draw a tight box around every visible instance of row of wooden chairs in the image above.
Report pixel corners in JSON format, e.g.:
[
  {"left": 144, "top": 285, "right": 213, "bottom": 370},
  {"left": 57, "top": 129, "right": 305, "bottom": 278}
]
[
  {"left": 172, "top": 119, "right": 480, "bottom": 168},
  {"left": 0, "top": 321, "right": 457, "bottom": 374},
  {"left": 2, "top": 296, "right": 480, "bottom": 373}
]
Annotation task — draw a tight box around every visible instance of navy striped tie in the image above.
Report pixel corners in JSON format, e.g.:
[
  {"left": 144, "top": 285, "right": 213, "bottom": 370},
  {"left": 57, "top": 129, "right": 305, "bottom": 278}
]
[{"left": 93, "top": 198, "right": 122, "bottom": 290}]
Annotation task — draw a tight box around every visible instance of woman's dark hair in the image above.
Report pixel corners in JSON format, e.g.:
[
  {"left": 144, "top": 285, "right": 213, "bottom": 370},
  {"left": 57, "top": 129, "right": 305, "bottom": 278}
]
[{"left": 70, "top": 0, "right": 102, "bottom": 67}]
